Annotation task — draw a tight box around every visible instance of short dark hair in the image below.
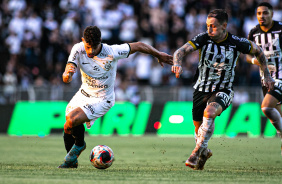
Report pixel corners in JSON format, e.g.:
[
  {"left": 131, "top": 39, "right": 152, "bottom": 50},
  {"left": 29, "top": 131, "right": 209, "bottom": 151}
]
[
  {"left": 83, "top": 26, "right": 101, "bottom": 46},
  {"left": 208, "top": 9, "right": 228, "bottom": 24},
  {"left": 257, "top": 2, "right": 273, "bottom": 11}
]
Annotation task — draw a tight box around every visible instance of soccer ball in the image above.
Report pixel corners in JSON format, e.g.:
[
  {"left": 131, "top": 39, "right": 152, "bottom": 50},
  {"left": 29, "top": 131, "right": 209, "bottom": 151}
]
[{"left": 89, "top": 145, "right": 114, "bottom": 169}]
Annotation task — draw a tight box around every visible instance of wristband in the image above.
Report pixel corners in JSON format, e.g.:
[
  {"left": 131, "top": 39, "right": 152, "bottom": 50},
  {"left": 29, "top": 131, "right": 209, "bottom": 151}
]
[{"left": 251, "top": 58, "right": 255, "bottom": 64}]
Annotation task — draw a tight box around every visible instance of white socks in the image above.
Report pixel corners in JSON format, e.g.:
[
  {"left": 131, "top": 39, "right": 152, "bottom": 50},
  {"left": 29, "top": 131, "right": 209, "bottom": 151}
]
[
  {"left": 193, "top": 117, "right": 215, "bottom": 154},
  {"left": 262, "top": 107, "right": 282, "bottom": 133}
]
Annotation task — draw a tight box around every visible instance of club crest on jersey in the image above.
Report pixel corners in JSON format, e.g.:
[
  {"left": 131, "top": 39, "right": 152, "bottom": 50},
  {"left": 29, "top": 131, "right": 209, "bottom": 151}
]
[
  {"left": 92, "top": 55, "right": 113, "bottom": 71},
  {"left": 104, "top": 63, "right": 111, "bottom": 71}
]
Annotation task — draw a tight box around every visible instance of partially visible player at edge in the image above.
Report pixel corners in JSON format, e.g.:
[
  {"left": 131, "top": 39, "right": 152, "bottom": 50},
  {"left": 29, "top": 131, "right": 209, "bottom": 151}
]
[
  {"left": 171, "top": 9, "right": 275, "bottom": 170},
  {"left": 58, "top": 26, "right": 173, "bottom": 168},
  {"left": 246, "top": 2, "right": 282, "bottom": 155}
]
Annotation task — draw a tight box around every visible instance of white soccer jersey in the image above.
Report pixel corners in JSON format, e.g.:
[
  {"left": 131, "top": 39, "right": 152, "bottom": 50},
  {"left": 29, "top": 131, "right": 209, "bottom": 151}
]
[{"left": 67, "top": 42, "right": 130, "bottom": 101}]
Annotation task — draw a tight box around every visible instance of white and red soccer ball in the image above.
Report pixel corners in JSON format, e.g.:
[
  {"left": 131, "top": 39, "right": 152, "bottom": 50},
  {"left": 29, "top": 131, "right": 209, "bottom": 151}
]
[{"left": 89, "top": 145, "right": 114, "bottom": 169}]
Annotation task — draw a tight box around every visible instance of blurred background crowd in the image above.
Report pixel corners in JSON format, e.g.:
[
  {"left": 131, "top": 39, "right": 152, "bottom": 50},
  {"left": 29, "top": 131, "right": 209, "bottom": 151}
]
[{"left": 0, "top": 0, "right": 281, "bottom": 104}]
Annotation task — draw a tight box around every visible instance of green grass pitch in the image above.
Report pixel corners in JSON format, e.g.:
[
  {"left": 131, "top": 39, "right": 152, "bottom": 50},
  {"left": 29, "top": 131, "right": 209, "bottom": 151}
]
[{"left": 0, "top": 135, "right": 281, "bottom": 184}]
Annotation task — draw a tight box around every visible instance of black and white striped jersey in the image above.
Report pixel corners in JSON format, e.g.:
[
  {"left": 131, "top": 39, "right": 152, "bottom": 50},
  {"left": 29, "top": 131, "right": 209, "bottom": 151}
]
[
  {"left": 189, "top": 32, "right": 252, "bottom": 92},
  {"left": 248, "top": 21, "right": 282, "bottom": 80}
]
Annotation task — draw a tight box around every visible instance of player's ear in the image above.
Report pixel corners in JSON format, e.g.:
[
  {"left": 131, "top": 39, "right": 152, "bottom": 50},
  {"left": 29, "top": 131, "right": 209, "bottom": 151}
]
[
  {"left": 223, "top": 22, "right": 227, "bottom": 30},
  {"left": 81, "top": 37, "right": 85, "bottom": 42},
  {"left": 271, "top": 10, "right": 274, "bottom": 18}
]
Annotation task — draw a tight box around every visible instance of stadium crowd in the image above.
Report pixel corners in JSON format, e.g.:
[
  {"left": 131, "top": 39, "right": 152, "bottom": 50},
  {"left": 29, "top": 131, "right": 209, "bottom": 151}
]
[{"left": 0, "top": 0, "right": 281, "bottom": 104}]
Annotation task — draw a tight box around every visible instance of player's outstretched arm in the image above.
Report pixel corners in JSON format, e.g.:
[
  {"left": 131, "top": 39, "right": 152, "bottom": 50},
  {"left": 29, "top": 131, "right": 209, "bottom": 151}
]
[
  {"left": 249, "top": 41, "right": 275, "bottom": 90},
  {"left": 171, "top": 42, "right": 195, "bottom": 78},
  {"left": 128, "top": 42, "right": 173, "bottom": 67},
  {"left": 62, "top": 63, "right": 76, "bottom": 83}
]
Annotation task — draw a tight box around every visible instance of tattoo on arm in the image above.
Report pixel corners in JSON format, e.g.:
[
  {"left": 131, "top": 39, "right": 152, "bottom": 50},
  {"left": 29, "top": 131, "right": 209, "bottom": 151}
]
[
  {"left": 251, "top": 41, "right": 271, "bottom": 77},
  {"left": 208, "top": 102, "right": 220, "bottom": 109},
  {"left": 173, "top": 43, "right": 195, "bottom": 65}
]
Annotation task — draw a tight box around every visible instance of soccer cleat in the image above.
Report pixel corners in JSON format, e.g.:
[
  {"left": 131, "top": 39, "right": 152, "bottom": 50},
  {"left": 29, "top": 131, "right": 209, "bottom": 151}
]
[
  {"left": 197, "top": 148, "right": 213, "bottom": 170},
  {"left": 65, "top": 141, "right": 86, "bottom": 163},
  {"left": 185, "top": 153, "right": 199, "bottom": 169},
  {"left": 58, "top": 160, "right": 78, "bottom": 168}
]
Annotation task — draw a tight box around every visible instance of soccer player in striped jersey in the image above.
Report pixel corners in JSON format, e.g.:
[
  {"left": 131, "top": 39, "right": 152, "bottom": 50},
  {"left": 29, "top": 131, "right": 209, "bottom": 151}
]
[
  {"left": 171, "top": 9, "right": 275, "bottom": 170},
  {"left": 246, "top": 2, "right": 282, "bottom": 155}
]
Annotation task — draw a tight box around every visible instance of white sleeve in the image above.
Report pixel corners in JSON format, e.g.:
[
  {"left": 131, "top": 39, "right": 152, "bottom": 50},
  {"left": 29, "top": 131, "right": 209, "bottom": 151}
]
[
  {"left": 111, "top": 43, "right": 131, "bottom": 60},
  {"left": 67, "top": 43, "right": 80, "bottom": 67}
]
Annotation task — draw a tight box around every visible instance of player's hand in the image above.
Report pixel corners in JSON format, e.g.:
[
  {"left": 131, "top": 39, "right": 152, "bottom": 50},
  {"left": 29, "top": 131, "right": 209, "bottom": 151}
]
[
  {"left": 264, "top": 76, "right": 275, "bottom": 91},
  {"left": 62, "top": 63, "right": 76, "bottom": 83},
  {"left": 171, "top": 64, "right": 183, "bottom": 78},
  {"left": 157, "top": 52, "right": 173, "bottom": 67}
]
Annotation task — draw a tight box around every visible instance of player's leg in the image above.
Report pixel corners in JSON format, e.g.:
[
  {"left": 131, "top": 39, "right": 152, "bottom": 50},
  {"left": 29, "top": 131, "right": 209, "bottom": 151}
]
[
  {"left": 261, "top": 94, "right": 282, "bottom": 135},
  {"left": 186, "top": 102, "right": 221, "bottom": 168},
  {"left": 64, "top": 107, "right": 88, "bottom": 161},
  {"left": 261, "top": 93, "right": 282, "bottom": 155},
  {"left": 193, "top": 120, "right": 202, "bottom": 143},
  {"left": 186, "top": 90, "right": 233, "bottom": 169},
  {"left": 58, "top": 107, "right": 89, "bottom": 168},
  {"left": 192, "top": 120, "right": 213, "bottom": 170},
  {"left": 276, "top": 105, "right": 282, "bottom": 156}
]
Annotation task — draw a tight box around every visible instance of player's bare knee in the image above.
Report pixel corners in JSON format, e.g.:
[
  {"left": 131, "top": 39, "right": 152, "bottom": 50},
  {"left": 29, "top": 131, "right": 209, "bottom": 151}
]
[
  {"left": 261, "top": 107, "right": 272, "bottom": 117},
  {"left": 65, "top": 115, "right": 75, "bottom": 128},
  {"left": 203, "top": 108, "right": 217, "bottom": 119}
]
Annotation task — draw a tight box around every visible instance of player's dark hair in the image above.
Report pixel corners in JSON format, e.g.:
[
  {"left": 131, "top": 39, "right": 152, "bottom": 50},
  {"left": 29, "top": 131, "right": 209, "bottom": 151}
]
[
  {"left": 208, "top": 9, "right": 228, "bottom": 24},
  {"left": 257, "top": 2, "right": 273, "bottom": 11},
  {"left": 83, "top": 26, "right": 101, "bottom": 47}
]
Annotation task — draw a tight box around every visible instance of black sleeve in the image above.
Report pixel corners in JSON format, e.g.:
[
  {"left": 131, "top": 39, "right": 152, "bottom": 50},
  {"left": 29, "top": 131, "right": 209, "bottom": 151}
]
[
  {"left": 189, "top": 32, "right": 208, "bottom": 50},
  {"left": 231, "top": 34, "right": 252, "bottom": 54}
]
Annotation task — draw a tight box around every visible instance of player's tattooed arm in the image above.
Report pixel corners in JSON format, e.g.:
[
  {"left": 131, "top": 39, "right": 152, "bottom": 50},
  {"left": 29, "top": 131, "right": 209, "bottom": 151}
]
[
  {"left": 173, "top": 42, "right": 195, "bottom": 66},
  {"left": 172, "top": 43, "right": 195, "bottom": 78},
  {"left": 249, "top": 41, "right": 275, "bottom": 90}
]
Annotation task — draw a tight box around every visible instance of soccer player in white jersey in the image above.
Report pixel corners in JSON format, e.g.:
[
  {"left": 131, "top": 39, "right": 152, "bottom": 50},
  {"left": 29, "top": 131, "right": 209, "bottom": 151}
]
[
  {"left": 247, "top": 2, "right": 282, "bottom": 155},
  {"left": 171, "top": 9, "right": 274, "bottom": 170},
  {"left": 58, "top": 26, "right": 173, "bottom": 168}
]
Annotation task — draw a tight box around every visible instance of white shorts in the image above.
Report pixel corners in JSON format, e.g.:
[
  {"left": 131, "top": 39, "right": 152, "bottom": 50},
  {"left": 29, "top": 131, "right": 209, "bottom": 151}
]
[{"left": 66, "top": 89, "right": 114, "bottom": 129}]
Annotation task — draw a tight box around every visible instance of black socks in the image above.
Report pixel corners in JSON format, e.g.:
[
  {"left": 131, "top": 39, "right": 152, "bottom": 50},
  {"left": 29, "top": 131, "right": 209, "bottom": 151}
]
[
  {"left": 72, "top": 124, "right": 85, "bottom": 147},
  {"left": 63, "top": 124, "right": 85, "bottom": 152}
]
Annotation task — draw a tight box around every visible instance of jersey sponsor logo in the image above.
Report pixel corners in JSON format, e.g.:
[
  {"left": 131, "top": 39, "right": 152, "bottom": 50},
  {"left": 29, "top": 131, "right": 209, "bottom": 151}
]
[
  {"left": 85, "top": 75, "right": 109, "bottom": 88},
  {"left": 92, "top": 84, "right": 108, "bottom": 88},
  {"left": 118, "top": 51, "right": 128, "bottom": 56},
  {"left": 93, "top": 76, "right": 108, "bottom": 80},
  {"left": 272, "top": 30, "right": 281, "bottom": 34},
  {"left": 93, "top": 66, "right": 100, "bottom": 71},
  {"left": 192, "top": 32, "right": 206, "bottom": 42},
  {"left": 72, "top": 51, "right": 79, "bottom": 61},
  {"left": 83, "top": 104, "right": 95, "bottom": 114},
  {"left": 231, "top": 35, "right": 249, "bottom": 43},
  {"left": 82, "top": 62, "right": 90, "bottom": 64},
  {"left": 99, "top": 53, "right": 107, "bottom": 57}
]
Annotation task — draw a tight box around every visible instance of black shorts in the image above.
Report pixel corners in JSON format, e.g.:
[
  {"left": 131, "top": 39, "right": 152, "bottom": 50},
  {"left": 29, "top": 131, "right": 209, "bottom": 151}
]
[
  {"left": 192, "top": 89, "right": 234, "bottom": 121},
  {"left": 262, "top": 79, "right": 282, "bottom": 104}
]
